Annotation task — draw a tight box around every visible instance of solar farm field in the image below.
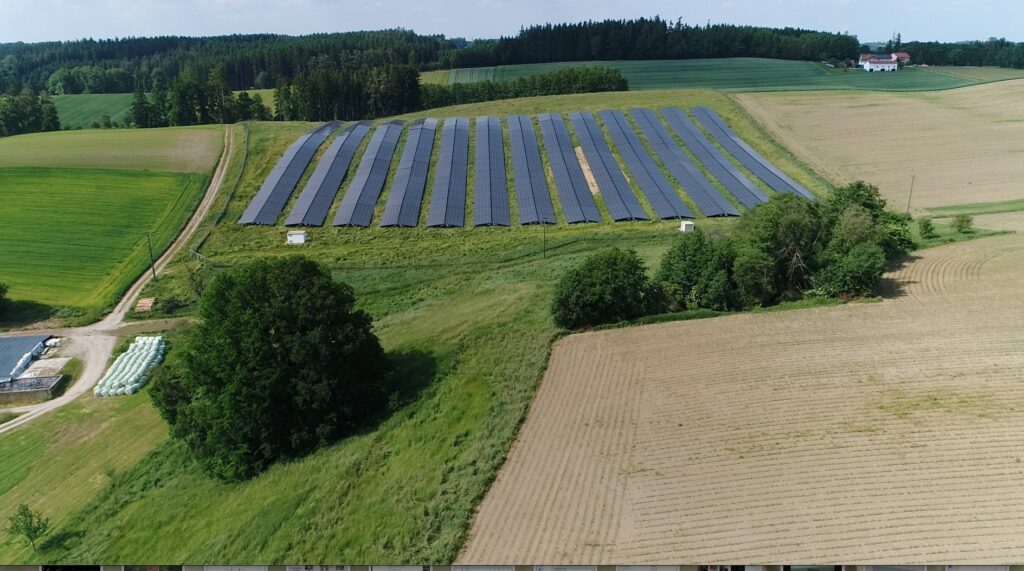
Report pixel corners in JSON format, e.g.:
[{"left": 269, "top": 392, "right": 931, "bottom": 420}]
[
  {"left": 0, "top": 89, "right": 781, "bottom": 563},
  {"left": 445, "top": 57, "right": 997, "bottom": 92},
  {"left": 0, "top": 126, "right": 222, "bottom": 321},
  {"left": 734, "top": 78, "right": 1024, "bottom": 210},
  {"left": 462, "top": 224, "right": 1024, "bottom": 563}
]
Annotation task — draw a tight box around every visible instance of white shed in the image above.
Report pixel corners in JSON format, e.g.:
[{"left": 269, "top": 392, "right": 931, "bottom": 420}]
[
  {"left": 286, "top": 230, "right": 307, "bottom": 245},
  {"left": 679, "top": 220, "right": 695, "bottom": 233},
  {"left": 864, "top": 59, "right": 898, "bottom": 72}
]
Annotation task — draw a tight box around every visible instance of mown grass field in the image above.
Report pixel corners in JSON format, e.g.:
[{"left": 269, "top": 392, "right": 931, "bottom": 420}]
[
  {"left": 444, "top": 58, "right": 1016, "bottom": 92},
  {"left": 0, "top": 87, "right": 825, "bottom": 562},
  {"left": 0, "top": 168, "right": 209, "bottom": 311},
  {"left": 52, "top": 93, "right": 134, "bottom": 129},
  {"left": 0, "top": 126, "right": 222, "bottom": 322},
  {"left": 0, "top": 126, "right": 224, "bottom": 173}
]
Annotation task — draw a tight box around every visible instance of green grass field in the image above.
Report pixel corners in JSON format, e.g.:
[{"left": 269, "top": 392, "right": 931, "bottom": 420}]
[
  {"left": 53, "top": 93, "right": 135, "bottom": 130},
  {"left": 0, "top": 126, "right": 222, "bottom": 321},
  {"left": 444, "top": 58, "right": 1018, "bottom": 92},
  {"left": 0, "top": 126, "right": 224, "bottom": 173},
  {"left": 0, "top": 87, "right": 813, "bottom": 562},
  {"left": 0, "top": 168, "right": 209, "bottom": 311}
]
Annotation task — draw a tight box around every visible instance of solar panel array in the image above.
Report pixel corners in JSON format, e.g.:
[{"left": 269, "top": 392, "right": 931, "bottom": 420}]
[
  {"left": 691, "top": 107, "right": 815, "bottom": 200},
  {"left": 239, "top": 120, "right": 342, "bottom": 225},
  {"left": 333, "top": 120, "right": 404, "bottom": 227},
  {"left": 537, "top": 113, "right": 601, "bottom": 223},
  {"left": 659, "top": 108, "right": 767, "bottom": 209},
  {"left": 427, "top": 117, "right": 470, "bottom": 227},
  {"left": 239, "top": 108, "right": 816, "bottom": 229},
  {"left": 285, "top": 121, "right": 372, "bottom": 226},
  {"left": 569, "top": 112, "right": 648, "bottom": 221},
  {"left": 598, "top": 109, "right": 693, "bottom": 219},
  {"left": 381, "top": 118, "right": 439, "bottom": 227},
  {"left": 628, "top": 108, "right": 739, "bottom": 217},
  {"left": 508, "top": 115, "right": 555, "bottom": 225},
  {"left": 473, "top": 116, "right": 511, "bottom": 227}
]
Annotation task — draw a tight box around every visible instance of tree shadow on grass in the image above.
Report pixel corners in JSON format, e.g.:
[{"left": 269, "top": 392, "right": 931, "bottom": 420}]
[
  {"left": 379, "top": 349, "right": 438, "bottom": 417},
  {"left": 38, "top": 528, "right": 86, "bottom": 555},
  {"left": 0, "top": 299, "right": 55, "bottom": 330},
  {"left": 880, "top": 253, "right": 921, "bottom": 299}
]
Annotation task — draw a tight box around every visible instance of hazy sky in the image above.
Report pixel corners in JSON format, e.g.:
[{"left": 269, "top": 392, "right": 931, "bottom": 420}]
[{"left": 0, "top": 0, "right": 1019, "bottom": 44}]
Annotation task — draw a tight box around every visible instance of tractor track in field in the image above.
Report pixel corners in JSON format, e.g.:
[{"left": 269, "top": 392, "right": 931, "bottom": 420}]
[{"left": 0, "top": 125, "right": 234, "bottom": 435}]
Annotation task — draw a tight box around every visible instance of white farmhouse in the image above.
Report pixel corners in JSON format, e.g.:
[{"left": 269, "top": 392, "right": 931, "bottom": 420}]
[{"left": 864, "top": 58, "right": 898, "bottom": 72}]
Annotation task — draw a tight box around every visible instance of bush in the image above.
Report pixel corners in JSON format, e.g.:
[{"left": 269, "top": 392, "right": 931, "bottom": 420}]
[
  {"left": 551, "top": 248, "right": 656, "bottom": 329},
  {"left": 918, "top": 217, "right": 938, "bottom": 240},
  {"left": 655, "top": 228, "right": 712, "bottom": 309},
  {"left": 150, "top": 256, "right": 386, "bottom": 482},
  {"left": 878, "top": 211, "right": 914, "bottom": 258},
  {"left": 954, "top": 213, "right": 974, "bottom": 234},
  {"left": 811, "top": 242, "right": 887, "bottom": 297}
]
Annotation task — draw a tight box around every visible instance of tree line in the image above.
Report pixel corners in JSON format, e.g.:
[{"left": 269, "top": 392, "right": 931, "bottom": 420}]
[
  {"left": 552, "top": 182, "right": 914, "bottom": 330},
  {"left": 450, "top": 18, "right": 862, "bottom": 67},
  {"left": 126, "top": 65, "right": 271, "bottom": 128},
  {"left": 0, "top": 90, "right": 59, "bottom": 137},
  {"left": 422, "top": 66, "right": 627, "bottom": 109}
]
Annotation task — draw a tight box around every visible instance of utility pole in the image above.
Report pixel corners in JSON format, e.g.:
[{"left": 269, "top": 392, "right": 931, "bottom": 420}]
[
  {"left": 145, "top": 232, "right": 157, "bottom": 280},
  {"left": 906, "top": 174, "right": 916, "bottom": 215}
]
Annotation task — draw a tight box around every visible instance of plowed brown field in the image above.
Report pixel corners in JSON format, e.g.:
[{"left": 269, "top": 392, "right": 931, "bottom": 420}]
[
  {"left": 733, "top": 80, "right": 1024, "bottom": 210},
  {"left": 462, "top": 217, "right": 1024, "bottom": 563}
]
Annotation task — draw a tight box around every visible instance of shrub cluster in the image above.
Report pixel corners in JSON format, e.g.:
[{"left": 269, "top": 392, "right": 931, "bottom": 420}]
[{"left": 551, "top": 181, "right": 912, "bottom": 329}]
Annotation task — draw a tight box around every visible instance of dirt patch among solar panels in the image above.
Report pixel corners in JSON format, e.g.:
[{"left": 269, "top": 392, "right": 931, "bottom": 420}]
[{"left": 461, "top": 232, "right": 1024, "bottom": 563}]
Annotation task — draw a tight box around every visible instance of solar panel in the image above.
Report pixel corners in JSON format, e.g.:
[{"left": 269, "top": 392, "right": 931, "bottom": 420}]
[
  {"left": 473, "top": 116, "right": 510, "bottom": 227},
  {"left": 598, "top": 109, "right": 693, "bottom": 219},
  {"left": 427, "top": 117, "right": 470, "bottom": 228},
  {"left": 507, "top": 115, "right": 555, "bottom": 225},
  {"left": 380, "top": 118, "right": 439, "bottom": 227},
  {"left": 689, "top": 107, "right": 815, "bottom": 200},
  {"left": 284, "top": 121, "right": 373, "bottom": 226},
  {"left": 332, "top": 120, "right": 404, "bottom": 227},
  {"left": 239, "top": 120, "right": 342, "bottom": 225},
  {"left": 628, "top": 108, "right": 739, "bottom": 217},
  {"left": 568, "top": 112, "right": 648, "bottom": 221},
  {"left": 657, "top": 108, "right": 766, "bottom": 209},
  {"left": 536, "top": 113, "right": 601, "bottom": 224}
]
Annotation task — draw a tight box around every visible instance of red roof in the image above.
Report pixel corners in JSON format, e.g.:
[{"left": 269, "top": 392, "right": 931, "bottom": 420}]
[{"left": 893, "top": 52, "right": 910, "bottom": 58}]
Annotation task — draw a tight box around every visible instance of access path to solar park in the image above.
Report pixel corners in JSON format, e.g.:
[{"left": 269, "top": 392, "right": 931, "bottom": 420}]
[{"left": 0, "top": 126, "right": 234, "bottom": 436}]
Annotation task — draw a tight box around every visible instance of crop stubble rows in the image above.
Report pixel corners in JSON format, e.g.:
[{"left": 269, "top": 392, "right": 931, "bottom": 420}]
[{"left": 462, "top": 227, "right": 1024, "bottom": 563}]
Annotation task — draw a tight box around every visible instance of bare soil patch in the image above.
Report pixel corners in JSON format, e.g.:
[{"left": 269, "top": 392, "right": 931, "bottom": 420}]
[
  {"left": 462, "top": 233, "right": 1024, "bottom": 563},
  {"left": 733, "top": 80, "right": 1024, "bottom": 211}
]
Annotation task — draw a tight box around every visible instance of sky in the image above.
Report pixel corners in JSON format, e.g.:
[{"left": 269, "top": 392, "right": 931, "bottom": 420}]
[{"left": 0, "top": 0, "right": 1019, "bottom": 44}]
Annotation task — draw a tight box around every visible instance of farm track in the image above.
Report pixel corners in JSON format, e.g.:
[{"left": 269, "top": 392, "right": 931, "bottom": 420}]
[
  {"left": 462, "top": 219, "right": 1024, "bottom": 563},
  {"left": 0, "top": 126, "right": 233, "bottom": 435}
]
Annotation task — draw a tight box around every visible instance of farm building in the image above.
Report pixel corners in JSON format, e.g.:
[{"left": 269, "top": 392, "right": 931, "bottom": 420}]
[
  {"left": 859, "top": 52, "right": 907, "bottom": 71},
  {"left": 0, "top": 335, "right": 50, "bottom": 382},
  {"left": 864, "top": 59, "right": 899, "bottom": 72}
]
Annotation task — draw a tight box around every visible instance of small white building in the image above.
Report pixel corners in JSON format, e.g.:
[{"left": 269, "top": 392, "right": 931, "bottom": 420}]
[
  {"left": 679, "top": 220, "right": 695, "bottom": 233},
  {"left": 286, "top": 230, "right": 307, "bottom": 245},
  {"left": 864, "top": 59, "right": 898, "bottom": 72}
]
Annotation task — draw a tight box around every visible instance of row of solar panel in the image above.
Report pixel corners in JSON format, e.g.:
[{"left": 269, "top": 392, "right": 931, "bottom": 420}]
[{"left": 238, "top": 107, "right": 812, "bottom": 228}]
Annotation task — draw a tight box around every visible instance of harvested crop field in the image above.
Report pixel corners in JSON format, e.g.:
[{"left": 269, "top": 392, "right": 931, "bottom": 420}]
[
  {"left": 733, "top": 79, "right": 1024, "bottom": 210},
  {"left": 462, "top": 224, "right": 1024, "bottom": 563}
]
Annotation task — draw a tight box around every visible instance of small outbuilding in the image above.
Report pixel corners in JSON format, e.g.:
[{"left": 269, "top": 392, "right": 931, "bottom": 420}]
[
  {"left": 679, "top": 220, "right": 695, "bottom": 233},
  {"left": 286, "top": 230, "right": 307, "bottom": 245}
]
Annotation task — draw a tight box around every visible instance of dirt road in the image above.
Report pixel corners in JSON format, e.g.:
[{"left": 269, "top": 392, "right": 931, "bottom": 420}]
[{"left": 0, "top": 125, "right": 233, "bottom": 435}]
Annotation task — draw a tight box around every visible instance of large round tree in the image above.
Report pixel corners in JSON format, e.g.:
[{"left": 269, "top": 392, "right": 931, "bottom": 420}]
[{"left": 151, "top": 256, "right": 385, "bottom": 481}]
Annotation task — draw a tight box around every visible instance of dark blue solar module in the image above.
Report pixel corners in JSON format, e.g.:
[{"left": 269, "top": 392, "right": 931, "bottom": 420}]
[
  {"left": 658, "top": 107, "right": 767, "bottom": 209},
  {"left": 333, "top": 120, "right": 404, "bottom": 227},
  {"left": 536, "top": 113, "right": 601, "bottom": 224},
  {"left": 473, "top": 116, "right": 510, "bottom": 227},
  {"left": 284, "top": 121, "right": 372, "bottom": 226},
  {"left": 628, "top": 108, "right": 739, "bottom": 217},
  {"left": 380, "top": 118, "right": 439, "bottom": 227},
  {"left": 427, "top": 117, "right": 470, "bottom": 228},
  {"left": 239, "top": 120, "right": 342, "bottom": 225},
  {"left": 568, "top": 112, "right": 648, "bottom": 221},
  {"left": 690, "top": 107, "right": 815, "bottom": 200},
  {"left": 598, "top": 109, "right": 693, "bottom": 219},
  {"left": 507, "top": 115, "right": 555, "bottom": 225}
]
